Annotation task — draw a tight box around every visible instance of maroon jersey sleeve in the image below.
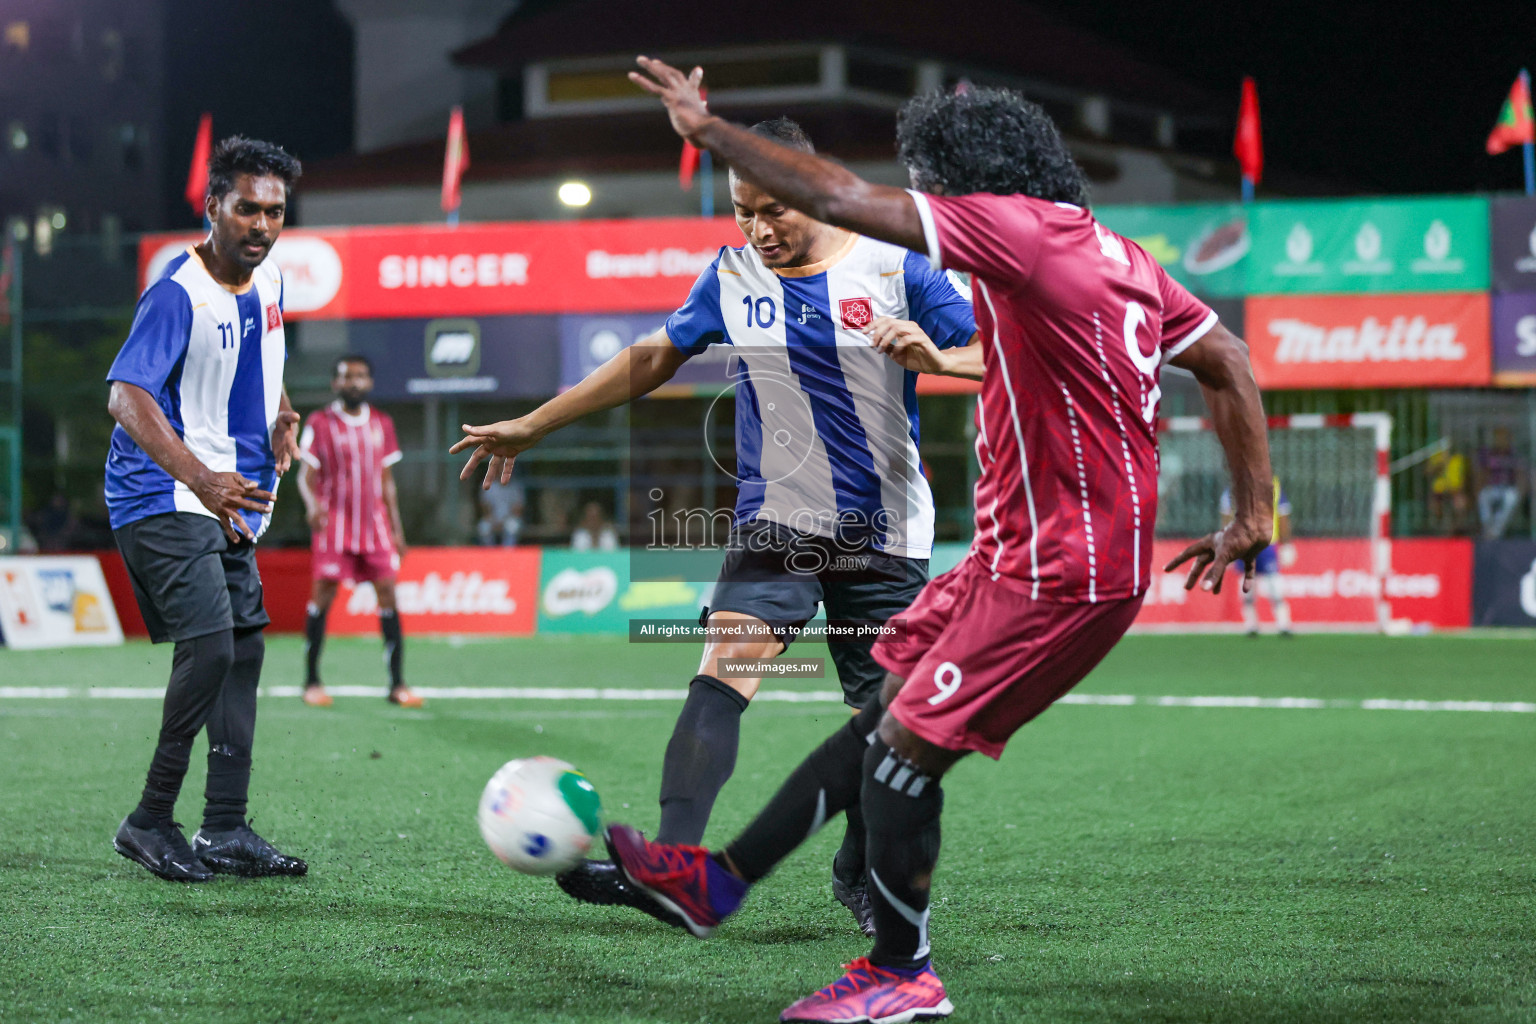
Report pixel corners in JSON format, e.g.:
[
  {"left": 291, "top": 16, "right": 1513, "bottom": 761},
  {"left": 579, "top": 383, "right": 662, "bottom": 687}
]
[
  {"left": 378, "top": 411, "right": 403, "bottom": 468},
  {"left": 907, "top": 190, "right": 1045, "bottom": 284},
  {"left": 1154, "top": 263, "right": 1218, "bottom": 360}
]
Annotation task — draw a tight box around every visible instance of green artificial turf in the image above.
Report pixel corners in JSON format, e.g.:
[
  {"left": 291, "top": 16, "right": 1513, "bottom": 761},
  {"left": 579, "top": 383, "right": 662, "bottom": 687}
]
[{"left": 1, "top": 633, "right": 1532, "bottom": 1023}]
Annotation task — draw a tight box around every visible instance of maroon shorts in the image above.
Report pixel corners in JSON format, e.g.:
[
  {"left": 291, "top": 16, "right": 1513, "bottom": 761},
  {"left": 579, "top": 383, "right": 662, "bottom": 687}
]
[
  {"left": 312, "top": 543, "right": 399, "bottom": 584},
  {"left": 873, "top": 555, "right": 1143, "bottom": 759}
]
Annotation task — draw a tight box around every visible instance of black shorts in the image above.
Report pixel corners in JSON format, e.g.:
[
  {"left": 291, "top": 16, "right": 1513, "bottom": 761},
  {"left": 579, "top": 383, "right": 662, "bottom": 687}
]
[
  {"left": 113, "top": 512, "right": 269, "bottom": 644},
  {"left": 703, "top": 522, "right": 929, "bottom": 708}
]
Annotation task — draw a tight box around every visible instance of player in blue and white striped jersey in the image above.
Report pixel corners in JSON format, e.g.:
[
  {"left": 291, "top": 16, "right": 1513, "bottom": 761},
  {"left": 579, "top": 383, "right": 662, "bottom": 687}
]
[
  {"left": 105, "top": 137, "right": 308, "bottom": 884},
  {"left": 454, "top": 118, "right": 978, "bottom": 933}
]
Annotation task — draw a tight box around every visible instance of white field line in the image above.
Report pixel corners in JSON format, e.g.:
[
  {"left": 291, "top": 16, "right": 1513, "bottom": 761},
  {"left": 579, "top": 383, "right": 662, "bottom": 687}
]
[{"left": 0, "top": 686, "right": 1530, "bottom": 713}]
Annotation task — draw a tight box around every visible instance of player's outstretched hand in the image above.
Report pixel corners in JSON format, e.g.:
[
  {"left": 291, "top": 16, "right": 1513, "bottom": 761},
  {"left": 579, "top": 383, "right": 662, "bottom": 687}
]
[
  {"left": 628, "top": 56, "right": 711, "bottom": 141},
  {"left": 1164, "top": 516, "right": 1271, "bottom": 595},
  {"left": 864, "top": 317, "right": 945, "bottom": 374},
  {"left": 192, "top": 470, "right": 272, "bottom": 543},
  {"left": 270, "top": 409, "right": 301, "bottom": 476},
  {"left": 451, "top": 418, "right": 540, "bottom": 490}
]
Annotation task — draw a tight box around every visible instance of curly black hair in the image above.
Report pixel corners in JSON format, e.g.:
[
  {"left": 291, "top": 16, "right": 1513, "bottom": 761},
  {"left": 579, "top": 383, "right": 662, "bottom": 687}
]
[
  {"left": 897, "top": 88, "right": 1089, "bottom": 206},
  {"left": 206, "top": 136, "right": 303, "bottom": 201}
]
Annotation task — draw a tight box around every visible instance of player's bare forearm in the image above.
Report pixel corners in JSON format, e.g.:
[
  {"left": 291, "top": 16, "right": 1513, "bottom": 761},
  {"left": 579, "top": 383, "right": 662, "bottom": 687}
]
[
  {"left": 628, "top": 56, "right": 926, "bottom": 252},
  {"left": 528, "top": 333, "right": 687, "bottom": 438},
  {"left": 109, "top": 381, "right": 214, "bottom": 490},
  {"left": 1173, "top": 325, "right": 1273, "bottom": 534},
  {"left": 940, "top": 338, "right": 984, "bottom": 380},
  {"left": 452, "top": 331, "right": 689, "bottom": 485},
  {"left": 694, "top": 119, "right": 926, "bottom": 251},
  {"left": 1163, "top": 324, "right": 1272, "bottom": 592},
  {"left": 382, "top": 465, "right": 406, "bottom": 544}
]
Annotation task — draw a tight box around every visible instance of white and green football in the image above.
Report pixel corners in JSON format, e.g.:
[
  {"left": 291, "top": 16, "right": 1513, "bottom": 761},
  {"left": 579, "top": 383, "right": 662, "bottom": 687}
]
[{"left": 477, "top": 756, "right": 603, "bottom": 875}]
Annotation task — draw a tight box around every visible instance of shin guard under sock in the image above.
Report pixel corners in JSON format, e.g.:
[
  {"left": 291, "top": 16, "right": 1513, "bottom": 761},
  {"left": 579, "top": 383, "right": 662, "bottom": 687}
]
[
  {"left": 721, "top": 698, "right": 882, "bottom": 884},
  {"left": 379, "top": 609, "right": 403, "bottom": 690},
  {"left": 862, "top": 737, "right": 943, "bottom": 970},
  {"left": 656, "top": 675, "right": 749, "bottom": 845},
  {"left": 303, "top": 604, "right": 326, "bottom": 685}
]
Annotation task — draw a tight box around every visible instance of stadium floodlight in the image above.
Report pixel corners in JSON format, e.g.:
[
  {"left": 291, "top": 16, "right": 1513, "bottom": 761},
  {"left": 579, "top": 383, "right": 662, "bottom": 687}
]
[{"left": 558, "top": 181, "right": 592, "bottom": 207}]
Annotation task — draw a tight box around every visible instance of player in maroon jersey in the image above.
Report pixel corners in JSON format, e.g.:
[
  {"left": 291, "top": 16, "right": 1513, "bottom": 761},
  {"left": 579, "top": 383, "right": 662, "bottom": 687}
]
[
  {"left": 296, "top": 355, "right": 422, "bottom": 709},
  {"left": 578, "top": 60, "right": 1277, "bottom": 1024}
]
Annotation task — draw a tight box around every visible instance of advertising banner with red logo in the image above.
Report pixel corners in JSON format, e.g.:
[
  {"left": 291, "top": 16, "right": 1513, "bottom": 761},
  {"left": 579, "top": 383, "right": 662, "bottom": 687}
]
[
  {"left": 139, "top": 218, "right": 743, "bottom": 321},
  {"left": 1244, "top": 293, "right": 1491, "bottom": 388},
  {"left": 1136, "top": 538, "right": 1471, "bottom": 630},
  {"left": 327, "top": 547, "right": 542, "bottom": 636}
]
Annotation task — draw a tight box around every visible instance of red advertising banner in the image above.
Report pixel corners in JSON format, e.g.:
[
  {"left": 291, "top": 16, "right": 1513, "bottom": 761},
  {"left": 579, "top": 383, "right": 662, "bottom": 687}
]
[
  {"left": 327, "top": 547, "right": 542, "bottom": 636},
  {"left": 102, "top": 547, "right": 543, "bottom": 637},
  {"left": 1244, "top": 293, "right": 1491, "bottom": 388},
  {"left": 1136, "top": 538, "right": 1471, "bottom": 630},
  {"left": 139, "top": 218, "right": 744, "bottom": 321}
]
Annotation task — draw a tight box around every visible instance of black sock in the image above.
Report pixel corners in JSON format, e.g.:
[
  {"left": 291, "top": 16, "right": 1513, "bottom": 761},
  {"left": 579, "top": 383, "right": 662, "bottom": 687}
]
[
  {"left": 655, "top": 675, "right": 750, "bottom": 846},
  {"left": 303, "top": 603, "right": 326, "bottom": 686},
  {"left": 721, "top": 698, "right": 882, "bottom": 884},
  {"left": 836, "top": 797, "right": 868, "bottom": 884},
  {"left": 379, "top": 609, "right": 403, "bottom": 690},
  {"left": 863, "top": 738, "right": 943, "bottom": 970},
  {"left": 134, "top": 631, "right": 235, "bottom": 824},
  {"left": 203, "top": 629, "right": 263, "bottom": 831}
]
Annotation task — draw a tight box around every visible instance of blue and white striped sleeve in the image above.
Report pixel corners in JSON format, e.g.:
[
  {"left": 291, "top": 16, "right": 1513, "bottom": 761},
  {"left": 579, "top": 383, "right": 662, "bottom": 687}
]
[
  {"left": 663, "top": 256, "right": 727, "bottom": 357},
  {"left": 902, "top": 249, "right": 977, "bottom": 351},
  {"left": 106, "top": 279, "right": 193, "bottom": 393}
]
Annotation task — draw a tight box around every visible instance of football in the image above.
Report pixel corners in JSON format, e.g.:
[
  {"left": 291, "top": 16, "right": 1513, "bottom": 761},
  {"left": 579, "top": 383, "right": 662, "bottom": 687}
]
[{"left": 477, "top": 757, "right": 603, "bottom": 875}]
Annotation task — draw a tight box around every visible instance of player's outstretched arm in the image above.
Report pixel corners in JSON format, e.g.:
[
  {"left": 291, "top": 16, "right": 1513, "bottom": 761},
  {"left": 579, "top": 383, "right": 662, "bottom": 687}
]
[
  {"left": 630, "top": 56, "right": 926, "bottom": 254},
  {"left": 108, "top": 381, "right": 271, "bottom": 542},
  {"left": 1163, "top": 323, "right": 1274, "bottom": 593},
  {"left": 865, "top": 317, "right": 984, "bottom": 380},
  {"left": 452, "top": 329, "right": 689, "bottom": 488}
]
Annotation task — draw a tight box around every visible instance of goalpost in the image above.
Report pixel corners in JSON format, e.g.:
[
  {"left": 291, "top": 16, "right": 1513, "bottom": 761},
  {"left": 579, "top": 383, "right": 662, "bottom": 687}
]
[{"left": 1155, "top": 413, "right": 1394, "bottom": 631}]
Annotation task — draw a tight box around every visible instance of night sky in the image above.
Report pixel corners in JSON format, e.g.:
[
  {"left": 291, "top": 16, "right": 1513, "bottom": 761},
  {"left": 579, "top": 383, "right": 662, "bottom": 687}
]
[{"left": 155, "top": 0, "right": 1536, "bottom": 226}]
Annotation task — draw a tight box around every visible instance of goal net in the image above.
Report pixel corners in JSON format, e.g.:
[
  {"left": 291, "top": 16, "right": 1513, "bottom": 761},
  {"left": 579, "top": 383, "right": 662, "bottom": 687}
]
[{"left": 1148, "top": 414, "right": 1394, "bottom": 631}]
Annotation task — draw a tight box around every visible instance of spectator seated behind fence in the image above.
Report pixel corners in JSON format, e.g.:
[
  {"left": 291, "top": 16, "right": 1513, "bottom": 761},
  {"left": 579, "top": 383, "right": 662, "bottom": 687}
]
[
  {"left": 1425, "top": 447, "right": 1470, "bottom": 536},
  {"left": 570, "top": 500, "right": 618, "bottom": 552},
  {"left": 1475, "top": 427, "right": 1527, "bottom": 540},
  {"left": 477, "top": 476, "right": 525, "bottom": 546}
]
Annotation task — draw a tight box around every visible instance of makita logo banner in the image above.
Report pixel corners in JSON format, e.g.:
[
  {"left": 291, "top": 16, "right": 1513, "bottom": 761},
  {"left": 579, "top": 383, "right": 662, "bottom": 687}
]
[
  {"left": 1246, "top": 293, "right": 1490, "bottom": 388},
  {"left": 328, "top": 548, "right": 541, "bottom": 635},
  {"left": 1269, "top": 315, "right": 1466, "bottom": 363}
]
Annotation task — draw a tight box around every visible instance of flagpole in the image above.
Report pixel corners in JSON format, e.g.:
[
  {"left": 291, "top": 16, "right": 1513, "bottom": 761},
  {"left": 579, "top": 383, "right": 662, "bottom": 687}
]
[
  {"left": 1241, "top": 176, "right": 1254, "bottom": 204},
  {"left": 1523, "top": 70, "right": 1535, "bottom": 196},
  {"left": 699, "top": 150, "right": 714, "bottom": 218}
]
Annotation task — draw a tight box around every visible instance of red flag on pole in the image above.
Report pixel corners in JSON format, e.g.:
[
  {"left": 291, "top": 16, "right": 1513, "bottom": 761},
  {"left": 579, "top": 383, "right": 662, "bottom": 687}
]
[
  {"left": 679, "top": 88, "right": 708, "bottom": 190},
  {"left": 184, "top": 113, "right": 212, "bottom": 216},
  {"left": 1486, "top": 71, "right": 1535, "bottom": 155},
  {"left": 1233, "top": 77, "right": 1263, "bottom": 186},
  {"left": 442, "top": 106, "right": 470, "bottom": 214}
]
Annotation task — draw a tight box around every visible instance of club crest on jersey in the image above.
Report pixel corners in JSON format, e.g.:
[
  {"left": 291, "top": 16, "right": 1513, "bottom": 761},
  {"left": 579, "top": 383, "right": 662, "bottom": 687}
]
[
  {"left": 265, "top": 303, "right": 281, "bottom": 331},
  {"left": 838, "top": 297, "right": 874, "bottom": 330},
  {"left": 796, "top": 303, "right": 822, "bottom": 324}
]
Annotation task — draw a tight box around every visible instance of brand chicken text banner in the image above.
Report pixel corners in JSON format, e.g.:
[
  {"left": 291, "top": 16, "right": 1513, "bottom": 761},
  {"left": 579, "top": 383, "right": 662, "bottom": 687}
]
[
  {"left": 1245, "top": 292, "right": 1491, "bottom": 388},
  {"left": 139, "top": 218, "right": 745, "bottom": 320}
]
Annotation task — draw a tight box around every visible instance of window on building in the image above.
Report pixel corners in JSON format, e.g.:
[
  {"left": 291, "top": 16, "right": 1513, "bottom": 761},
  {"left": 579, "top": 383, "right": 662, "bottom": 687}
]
[
  {"left": 6, "top": 120, "right": 27, "bottom": 153},
  {"left": 846, "top": 55, "right": 913, "bottom": 99}
]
